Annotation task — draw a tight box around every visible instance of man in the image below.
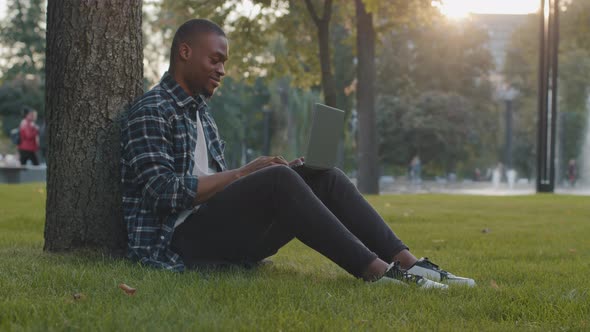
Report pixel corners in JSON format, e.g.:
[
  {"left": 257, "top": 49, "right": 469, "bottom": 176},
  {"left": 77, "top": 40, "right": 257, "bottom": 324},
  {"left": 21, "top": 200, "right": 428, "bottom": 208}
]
[{"left": 121, "top": 19, "right": 475, "bottom": 288}]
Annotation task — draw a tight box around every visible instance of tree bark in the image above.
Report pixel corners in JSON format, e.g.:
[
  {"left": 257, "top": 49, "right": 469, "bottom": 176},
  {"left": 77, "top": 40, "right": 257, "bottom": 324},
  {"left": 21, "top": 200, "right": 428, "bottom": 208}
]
[
  {"left": 355, "top": 0, "right": 379, "bottom": 194},
  {"left": 44, "top": 0, "right": 143, "bottom": 255},
  {"left": 316, "top": 18, "right": 337, "bottom": 108}
]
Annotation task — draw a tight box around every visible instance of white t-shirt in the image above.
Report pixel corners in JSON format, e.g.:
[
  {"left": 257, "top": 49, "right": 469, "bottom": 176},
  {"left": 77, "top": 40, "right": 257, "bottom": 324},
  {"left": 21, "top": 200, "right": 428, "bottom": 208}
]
[{"left": 174, "top": 113, "right": 216, "bottom": 228}]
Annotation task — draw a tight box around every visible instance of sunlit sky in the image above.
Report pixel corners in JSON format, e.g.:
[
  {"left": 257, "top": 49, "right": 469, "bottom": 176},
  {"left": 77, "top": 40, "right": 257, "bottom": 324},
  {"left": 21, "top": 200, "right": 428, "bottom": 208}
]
[
  {"left": 0, "top": 0, "right": 5, "bottom": 19},
  {"left": 436, "top": 0, "right": 540, "bottom": 19}
]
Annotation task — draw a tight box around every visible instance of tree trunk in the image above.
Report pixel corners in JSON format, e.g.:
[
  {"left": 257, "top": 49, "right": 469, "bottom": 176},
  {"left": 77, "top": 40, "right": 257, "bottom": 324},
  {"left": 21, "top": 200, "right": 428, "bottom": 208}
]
[
  {"left": 317, "top": 20, "right": 338, "bottom": 108},
  {"left": 303, "top": 0, "right": 337, "bottom": 108},
  {"left": 44, "top": 0, "right": 143, "bottom": 255},
  {"left": 355, "top": 0, "right": 379, "bottom": 194}
]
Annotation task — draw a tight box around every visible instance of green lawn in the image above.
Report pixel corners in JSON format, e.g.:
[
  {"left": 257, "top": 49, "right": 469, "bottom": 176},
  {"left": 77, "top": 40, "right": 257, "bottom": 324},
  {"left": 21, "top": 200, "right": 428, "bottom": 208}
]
[{"left": 1, "top": 183, "right": 589, "bottom": 331}]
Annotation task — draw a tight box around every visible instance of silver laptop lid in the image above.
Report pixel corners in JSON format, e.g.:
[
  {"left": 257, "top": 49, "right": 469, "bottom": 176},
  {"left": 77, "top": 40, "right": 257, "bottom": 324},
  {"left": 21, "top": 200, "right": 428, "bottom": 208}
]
[{"left": 304, "top": 103, "right": 345, "bottom": 169}]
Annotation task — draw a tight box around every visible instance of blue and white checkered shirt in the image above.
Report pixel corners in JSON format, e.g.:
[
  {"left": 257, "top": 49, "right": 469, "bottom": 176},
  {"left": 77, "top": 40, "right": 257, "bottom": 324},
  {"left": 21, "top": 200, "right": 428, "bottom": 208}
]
[{"left": 120, "top": 72, "right": 227, "bottom": 271}]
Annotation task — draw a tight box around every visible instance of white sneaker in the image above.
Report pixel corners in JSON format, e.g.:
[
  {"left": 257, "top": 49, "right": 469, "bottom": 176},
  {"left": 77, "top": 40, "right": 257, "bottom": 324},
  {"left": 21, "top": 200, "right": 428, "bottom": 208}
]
[
  {"left": 406, "top": 257, "right": 476, "bottom": 287},
  {"left": 378, "top": 262, "right": 448, "bottom": 289}
]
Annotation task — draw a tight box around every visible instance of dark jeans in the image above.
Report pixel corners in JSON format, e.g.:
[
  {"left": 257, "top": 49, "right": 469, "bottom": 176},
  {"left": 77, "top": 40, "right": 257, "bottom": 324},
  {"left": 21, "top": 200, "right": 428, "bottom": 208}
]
[
  {"left": 171, "top": 165, "right": 408, "bottom": 278},
  {"left": 18, "top": 150, "right": 39, "bottom": 166}
]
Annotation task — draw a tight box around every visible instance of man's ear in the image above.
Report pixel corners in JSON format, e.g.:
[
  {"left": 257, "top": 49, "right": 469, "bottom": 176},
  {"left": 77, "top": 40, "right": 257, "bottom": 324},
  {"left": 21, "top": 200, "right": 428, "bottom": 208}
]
[{"left": 179, "top": 42, "right": 192, "bottom": 61}]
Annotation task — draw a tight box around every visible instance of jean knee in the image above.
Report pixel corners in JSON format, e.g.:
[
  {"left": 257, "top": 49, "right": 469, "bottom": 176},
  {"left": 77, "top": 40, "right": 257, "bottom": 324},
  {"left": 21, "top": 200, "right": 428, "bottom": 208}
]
[
  {"left": 326, "top": 167, "right": 346, "bottom": 178},
  {"left": 268, "top": 164, "right": 296, "bottom": 175},
  {"left": 267, "top": 164, "right": 301, "bottom": 183},
  {"left": 321, "top": 167, "right": 349, "bottom": 183}
]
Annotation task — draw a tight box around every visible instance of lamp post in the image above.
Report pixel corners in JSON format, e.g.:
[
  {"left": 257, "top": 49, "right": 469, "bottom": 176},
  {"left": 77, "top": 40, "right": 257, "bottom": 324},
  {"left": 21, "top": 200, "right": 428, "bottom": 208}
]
[{"left": 537, "top": 0, "right": 560, "bottom": 193}]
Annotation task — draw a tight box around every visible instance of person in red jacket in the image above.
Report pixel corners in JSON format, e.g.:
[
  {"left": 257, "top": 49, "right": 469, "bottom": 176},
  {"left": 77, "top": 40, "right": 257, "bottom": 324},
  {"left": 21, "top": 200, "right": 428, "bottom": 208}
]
[{"left": 18, "top": 107, "right": 40, "bottom": 166}]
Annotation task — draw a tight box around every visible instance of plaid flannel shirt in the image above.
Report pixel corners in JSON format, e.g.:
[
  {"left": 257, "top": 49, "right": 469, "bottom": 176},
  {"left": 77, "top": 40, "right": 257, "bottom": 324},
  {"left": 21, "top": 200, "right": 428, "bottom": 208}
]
[{"left": 120, "top": 72, "right": 227, "bottom": 271}]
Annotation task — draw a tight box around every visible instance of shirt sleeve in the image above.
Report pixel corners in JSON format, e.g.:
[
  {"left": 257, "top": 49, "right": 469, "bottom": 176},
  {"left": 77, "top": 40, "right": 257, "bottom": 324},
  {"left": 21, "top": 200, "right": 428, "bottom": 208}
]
[{"left": 125, "top": 106, "right": 198, "bottom": 215}]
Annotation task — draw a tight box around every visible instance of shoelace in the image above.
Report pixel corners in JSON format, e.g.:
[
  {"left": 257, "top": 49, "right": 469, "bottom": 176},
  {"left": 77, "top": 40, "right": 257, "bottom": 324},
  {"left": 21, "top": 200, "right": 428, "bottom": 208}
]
[
  {"left": 421, "top": 257, "right": 455, "bottom": 280},
  {"left": 385, "top": 262, "right": 424, "bottom": 285},
  {"left": 422, "top": 257, "right": 450, "bottom": 273}
]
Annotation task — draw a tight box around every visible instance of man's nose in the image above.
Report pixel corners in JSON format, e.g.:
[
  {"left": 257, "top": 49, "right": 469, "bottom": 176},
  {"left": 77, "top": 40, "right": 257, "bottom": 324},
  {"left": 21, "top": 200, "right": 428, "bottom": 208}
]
[{"left": 217, "top": 63, "right": 225, "bottom": 77}]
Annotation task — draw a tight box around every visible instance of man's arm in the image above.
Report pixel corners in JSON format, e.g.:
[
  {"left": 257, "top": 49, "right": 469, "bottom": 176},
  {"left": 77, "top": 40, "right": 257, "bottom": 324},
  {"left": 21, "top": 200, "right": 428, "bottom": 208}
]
[
  {"left": 193, "top": 156, "right": 289, "bottom": 204},
  {"left": 125, "top": 105, "right": 289, "bottom": 208},
  {"left": 125, "top": 106, "right": 199, "bottom": 214}
]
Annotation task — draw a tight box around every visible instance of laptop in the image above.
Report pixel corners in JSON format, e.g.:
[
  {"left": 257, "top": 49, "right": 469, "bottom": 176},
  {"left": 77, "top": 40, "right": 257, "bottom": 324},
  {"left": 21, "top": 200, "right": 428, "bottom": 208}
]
[{"left": 297, "top": 103, "right": 345, "bottom": 170}]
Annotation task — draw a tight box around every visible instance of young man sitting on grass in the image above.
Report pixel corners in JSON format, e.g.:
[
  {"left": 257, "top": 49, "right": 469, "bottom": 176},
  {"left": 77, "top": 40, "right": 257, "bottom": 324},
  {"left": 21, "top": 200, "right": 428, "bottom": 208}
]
[{"left": 120, "top": 19, "right": 475, "bottom": 289}]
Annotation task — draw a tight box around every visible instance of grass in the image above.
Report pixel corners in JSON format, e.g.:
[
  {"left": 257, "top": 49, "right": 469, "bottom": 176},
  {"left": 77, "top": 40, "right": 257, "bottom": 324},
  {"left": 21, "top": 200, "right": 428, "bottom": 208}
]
[{"left": 1, "top": 183, "right": 589, "bottom": 331}]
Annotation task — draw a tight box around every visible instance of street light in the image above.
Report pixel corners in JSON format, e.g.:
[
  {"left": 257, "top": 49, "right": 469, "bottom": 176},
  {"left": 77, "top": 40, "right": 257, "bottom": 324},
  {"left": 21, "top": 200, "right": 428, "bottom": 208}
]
[{"left": 537, "top": 0, "right": 560, "bottom": 193}]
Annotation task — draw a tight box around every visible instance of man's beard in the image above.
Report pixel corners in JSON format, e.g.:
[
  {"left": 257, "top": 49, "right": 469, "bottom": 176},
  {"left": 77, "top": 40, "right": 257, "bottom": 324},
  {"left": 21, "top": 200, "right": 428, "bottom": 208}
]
[
  {"left": 191, "top": 86, "right": 213, "bottom": 100},
  {"left": 202, "top": 90, "right": 213, "bottom": 99}
]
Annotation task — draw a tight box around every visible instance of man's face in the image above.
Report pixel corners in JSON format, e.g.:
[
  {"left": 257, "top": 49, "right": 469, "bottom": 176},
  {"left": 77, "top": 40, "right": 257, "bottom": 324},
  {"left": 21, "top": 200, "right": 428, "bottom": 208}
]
[{"left": 184, "top": 33, "right": 228, "bottom": 98}]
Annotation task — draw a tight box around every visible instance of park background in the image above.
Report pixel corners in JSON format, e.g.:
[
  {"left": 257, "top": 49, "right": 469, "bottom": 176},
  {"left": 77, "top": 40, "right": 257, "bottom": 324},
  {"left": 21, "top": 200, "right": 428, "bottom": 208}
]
[
  {"left": 0, "top": 0, "right": 589, "bottom": 330},
  {"left": 0, "top": 0, "right": 589, "bottom": 193}
]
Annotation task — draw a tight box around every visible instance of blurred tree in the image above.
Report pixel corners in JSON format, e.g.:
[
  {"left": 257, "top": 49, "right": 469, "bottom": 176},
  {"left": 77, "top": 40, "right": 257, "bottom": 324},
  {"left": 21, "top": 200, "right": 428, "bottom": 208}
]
[
  {"left": 44, "top": 0, "right": 143, "bottom": 255},
  {"left": 404, "top": 91, "right": 478, "bottom": 173},
  {"left": 353, "top": 0, "right": 439, "bottom": 191},
  {"left": 354, "top": 0, "right": 378, "bottom": 193},
  {"left": 558, "top": 0, "right": 590, "bottom": 181},
  {"left": 557, "top": 48, "right": 590, "bottom": 180},
  {"left": 0, "top": 0, "right": 46, "bottom": 138},
  {"left": 301, "top": 0, "right": 337, "bottom": 107},
  {"left": 502, "top": 14, "right": 539, "bottom": 178},
  {"left": 377, "top": 14, "right": 496, "bottom": 177},
  {"left": 0, "top": 0, "right": 46, "bottom": 81},
  {"left": 377, "top": 91, "right": 485, "bottom": 176}
]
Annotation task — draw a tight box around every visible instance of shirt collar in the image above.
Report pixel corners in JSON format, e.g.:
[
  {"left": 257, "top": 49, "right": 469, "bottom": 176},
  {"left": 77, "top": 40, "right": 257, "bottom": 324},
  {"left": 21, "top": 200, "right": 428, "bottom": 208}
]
[{"left": 159, "top": 71, "right": 207, "bottom": 110}]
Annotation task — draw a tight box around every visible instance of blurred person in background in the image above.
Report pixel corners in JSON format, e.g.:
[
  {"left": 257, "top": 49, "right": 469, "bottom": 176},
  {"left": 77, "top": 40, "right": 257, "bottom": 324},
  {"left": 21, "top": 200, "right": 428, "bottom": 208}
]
[
  {"left": 18, "top": 107, "right": 40, "bottom": 166},
  {"left": 567, "top": 159, "right": 577, "bottom": 187}
]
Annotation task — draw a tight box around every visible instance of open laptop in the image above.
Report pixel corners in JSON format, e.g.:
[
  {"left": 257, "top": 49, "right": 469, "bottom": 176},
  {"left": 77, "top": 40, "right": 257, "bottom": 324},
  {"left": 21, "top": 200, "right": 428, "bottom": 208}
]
[{"left": 296, "top": 103, "right": 345, "bottom": 170}]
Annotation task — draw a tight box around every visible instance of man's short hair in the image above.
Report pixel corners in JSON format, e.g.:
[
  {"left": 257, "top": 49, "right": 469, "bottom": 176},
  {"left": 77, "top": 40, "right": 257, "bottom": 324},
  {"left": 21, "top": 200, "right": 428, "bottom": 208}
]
[{"left": 169, "top": 19, "right": 226, "bottom": 67}]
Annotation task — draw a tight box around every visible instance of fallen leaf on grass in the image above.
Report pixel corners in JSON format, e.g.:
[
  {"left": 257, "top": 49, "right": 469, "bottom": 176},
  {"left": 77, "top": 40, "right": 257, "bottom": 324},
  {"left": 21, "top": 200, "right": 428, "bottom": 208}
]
[
  {"left": 490, "top": 280, "right": 500, "bottom": 290},
  {"left": 118, "top": 283, "right": 136, "bottom": 295}
]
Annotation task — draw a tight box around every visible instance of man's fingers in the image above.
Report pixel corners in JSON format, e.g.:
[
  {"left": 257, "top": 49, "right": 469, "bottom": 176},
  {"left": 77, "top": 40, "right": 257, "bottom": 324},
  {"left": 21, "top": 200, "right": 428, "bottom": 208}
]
[
  {"left": 288, "top": 157, "right": 305, "bottom": 166},
  {"left": 273, "top": 156, "right": 288, "bottom": 165}
]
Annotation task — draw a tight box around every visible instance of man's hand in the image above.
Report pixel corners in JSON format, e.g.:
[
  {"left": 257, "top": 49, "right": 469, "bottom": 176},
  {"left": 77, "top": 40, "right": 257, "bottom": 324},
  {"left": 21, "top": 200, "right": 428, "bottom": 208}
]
[
  {"left": 289, "top": 157, "right": 305, "bottom": 168},
  {"left": 195, "top": 156, "right": 297, "bottom": 205},
  {"left": 237, "top": 156, "right": 289, "bottom": 178}
]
